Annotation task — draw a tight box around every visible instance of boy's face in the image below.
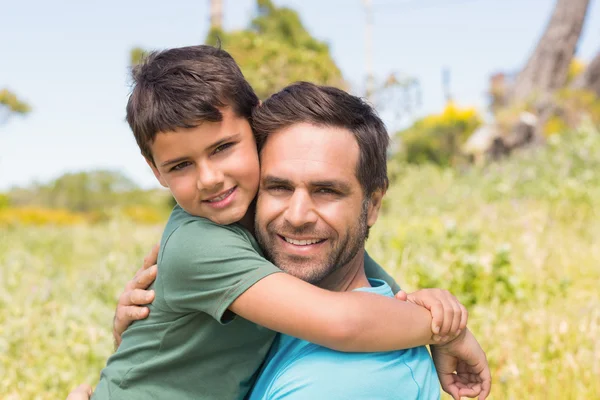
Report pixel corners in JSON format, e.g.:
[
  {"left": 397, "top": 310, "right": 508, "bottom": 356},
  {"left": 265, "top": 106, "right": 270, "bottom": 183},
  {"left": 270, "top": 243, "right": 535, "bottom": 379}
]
[{"left": 147, "top": 107, "right": 259, "bottom": 225}]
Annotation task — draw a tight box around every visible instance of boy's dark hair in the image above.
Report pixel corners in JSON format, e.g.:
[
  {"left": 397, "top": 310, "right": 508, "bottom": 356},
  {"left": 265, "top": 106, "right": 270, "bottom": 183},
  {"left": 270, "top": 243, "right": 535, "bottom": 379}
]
[
  {"left": 126, "top": 45, "right": 259, "bottom": 163},
  {"left": 252, "top": 82, "right": 389, "bottom": 197}
]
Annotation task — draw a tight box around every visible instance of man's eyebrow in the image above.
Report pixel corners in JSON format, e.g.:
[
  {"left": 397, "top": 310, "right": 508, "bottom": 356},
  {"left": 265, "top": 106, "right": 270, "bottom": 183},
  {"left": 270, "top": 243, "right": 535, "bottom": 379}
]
[
  {"left": 262, "top": 176, "right": 293, "bottom": 186},
  {"left": 160, "top": 133, "right": 241, "bottom": 167}
]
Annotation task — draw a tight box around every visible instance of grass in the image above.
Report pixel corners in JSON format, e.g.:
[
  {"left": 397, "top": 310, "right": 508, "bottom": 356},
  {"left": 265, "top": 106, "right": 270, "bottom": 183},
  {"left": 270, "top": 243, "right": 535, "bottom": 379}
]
[{"left": 1, "top": 126, "right": 599, "bottom": 399}]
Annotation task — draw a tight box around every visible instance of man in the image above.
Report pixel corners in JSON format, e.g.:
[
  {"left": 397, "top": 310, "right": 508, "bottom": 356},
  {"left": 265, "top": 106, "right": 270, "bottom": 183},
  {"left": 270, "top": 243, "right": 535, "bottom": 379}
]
[
  {"left": 247, "top": 82, "right": 489, "bottom": 399},
  {"left": 70, "top": 83, "right": 490, "bottom": 400}
]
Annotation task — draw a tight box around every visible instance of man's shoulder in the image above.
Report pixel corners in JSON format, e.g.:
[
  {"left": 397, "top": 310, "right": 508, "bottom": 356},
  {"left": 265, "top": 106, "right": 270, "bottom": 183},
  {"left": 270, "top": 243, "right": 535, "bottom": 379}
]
[{"left": 259, "top": 341, "right": 439, "bottom": 400}]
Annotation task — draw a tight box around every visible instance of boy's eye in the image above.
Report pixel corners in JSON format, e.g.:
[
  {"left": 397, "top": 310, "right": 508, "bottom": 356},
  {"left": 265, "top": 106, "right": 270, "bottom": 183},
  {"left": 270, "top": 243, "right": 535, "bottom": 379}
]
[
  {"left": 170, "top": 161, "right": 191, "bottom": 172},
  {"left": 213, "top": 142, "right": 235, "bottom": 154}
]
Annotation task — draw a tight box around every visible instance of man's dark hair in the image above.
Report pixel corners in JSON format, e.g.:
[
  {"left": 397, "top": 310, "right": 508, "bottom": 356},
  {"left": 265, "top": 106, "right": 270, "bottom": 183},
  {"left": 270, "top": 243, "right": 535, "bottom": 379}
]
[
  {"left": 252, "top": 82, "right": 389, "bottom": 196},
  {"left": 126, "top": 45, "right": 259, "bottom": 163}
]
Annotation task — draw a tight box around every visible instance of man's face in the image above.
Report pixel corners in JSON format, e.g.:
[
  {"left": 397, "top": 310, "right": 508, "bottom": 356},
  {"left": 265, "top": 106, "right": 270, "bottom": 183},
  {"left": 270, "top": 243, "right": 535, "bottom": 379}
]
[
  {"left": 255, "top": 123, "right": 382, "bottom": 284},
  {"left": 147, "top": 107, "right": 260, "bottom": 225}
]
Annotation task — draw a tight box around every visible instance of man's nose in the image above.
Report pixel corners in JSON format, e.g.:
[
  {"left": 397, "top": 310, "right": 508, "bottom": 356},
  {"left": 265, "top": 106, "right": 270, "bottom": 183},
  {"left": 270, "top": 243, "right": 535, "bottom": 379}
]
[
  {"left": 284, "top": 190, "right": 318, "bottom": 227},
  {"left": 197, "top": 162, "right": 224, "bottom": 191}
]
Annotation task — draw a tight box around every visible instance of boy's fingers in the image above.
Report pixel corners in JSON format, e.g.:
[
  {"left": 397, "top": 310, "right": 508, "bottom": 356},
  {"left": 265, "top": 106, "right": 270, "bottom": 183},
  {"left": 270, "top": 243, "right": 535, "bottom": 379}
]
[
  {"left": 395, "top": 290, "right": 408, "bottom": 301},
  {"left": 439, "top": 301, "right": 455, "bottom": 336},
  {"left": 430, "top": 301, "right": 444, "bottom": 335},
  {"left": 143, "top": 243, "right": 160, "bottom": 269},
  {"left": 449, "top": 302, "right": 462, "bottom": 336},
  {"left": 459, "top": 303, "right": 468, "bottom": 330}
]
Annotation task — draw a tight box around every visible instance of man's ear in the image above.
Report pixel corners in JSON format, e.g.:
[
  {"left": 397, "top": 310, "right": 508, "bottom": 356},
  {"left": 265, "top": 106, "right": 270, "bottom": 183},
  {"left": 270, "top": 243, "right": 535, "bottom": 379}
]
[
  {"left": 145, "top": 157, "right": 168, "bottom": 188},
  {"left": 366, "top": 188, "right": 385, "bottom": 227}
]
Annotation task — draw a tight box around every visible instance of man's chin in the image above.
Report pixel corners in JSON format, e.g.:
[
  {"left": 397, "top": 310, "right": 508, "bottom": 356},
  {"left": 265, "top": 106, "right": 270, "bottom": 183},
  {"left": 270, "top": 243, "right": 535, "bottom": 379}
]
[{"left": 273, "top": 256, "right": 330, "bottom": 284}]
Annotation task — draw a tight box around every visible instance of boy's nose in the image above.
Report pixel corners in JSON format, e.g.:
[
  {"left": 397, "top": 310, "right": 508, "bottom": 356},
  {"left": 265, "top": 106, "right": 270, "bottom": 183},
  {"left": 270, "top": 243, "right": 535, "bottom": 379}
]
[{"left": 197, "top": 165, "right": 224, "bottom": 191}]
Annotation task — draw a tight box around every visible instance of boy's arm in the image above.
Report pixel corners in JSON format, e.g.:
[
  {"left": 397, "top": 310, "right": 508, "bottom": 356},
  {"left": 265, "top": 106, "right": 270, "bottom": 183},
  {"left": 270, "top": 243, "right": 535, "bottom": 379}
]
[
  {"left": 363, "top": 251, "right": 401, "bottom": 294},
  {"left": 161, "top": 222, "right": 441, "bottom": 353},
  {"left": 229, "top": 272, "right": 436, "bottom": 352}
]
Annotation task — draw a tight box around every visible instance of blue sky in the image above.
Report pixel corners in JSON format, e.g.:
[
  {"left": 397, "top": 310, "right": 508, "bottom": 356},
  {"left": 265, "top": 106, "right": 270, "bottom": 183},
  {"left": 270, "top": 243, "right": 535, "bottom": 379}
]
[{"left": 1, "top": 0, "right": 598, "bottom": 190}]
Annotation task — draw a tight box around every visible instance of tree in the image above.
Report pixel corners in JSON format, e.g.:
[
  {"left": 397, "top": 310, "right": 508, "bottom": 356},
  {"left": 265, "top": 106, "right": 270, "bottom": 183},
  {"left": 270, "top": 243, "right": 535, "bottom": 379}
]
[
  {"left": 0, "top": 88, "right": 31, "bottom": 124},
  {"left": 465, "top": 0, "right": 593, "bottom": 162},
  {"left": 510, "top": 0, "right": 591, "bottom": 103},
  {"left": 573, "top": 50, "right": 600, "bottom": 97},
  {"left": 209, "top": 0, "right": 223, "bottom": 29},
  {"left": 129, "top": 0, "right": 343, "bottom": 99},
  {"left": 205, "top": 0, "right": 344, "bottom": 99}
]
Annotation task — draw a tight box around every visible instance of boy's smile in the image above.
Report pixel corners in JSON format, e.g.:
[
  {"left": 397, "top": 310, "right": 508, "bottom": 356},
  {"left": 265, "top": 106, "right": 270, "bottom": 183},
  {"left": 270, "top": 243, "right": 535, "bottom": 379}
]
[{"left": 147, "top": 107, "right": 260, "bottom": 226}]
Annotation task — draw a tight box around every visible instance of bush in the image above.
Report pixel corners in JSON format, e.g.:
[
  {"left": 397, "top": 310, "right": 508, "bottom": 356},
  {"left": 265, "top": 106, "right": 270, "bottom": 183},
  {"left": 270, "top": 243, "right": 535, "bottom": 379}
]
[
  {"left": 0, "top": 207, "right": 85, "bottom": 226},
  {"left": 395, "top": 102, "right": 482, "bottom": 166}
]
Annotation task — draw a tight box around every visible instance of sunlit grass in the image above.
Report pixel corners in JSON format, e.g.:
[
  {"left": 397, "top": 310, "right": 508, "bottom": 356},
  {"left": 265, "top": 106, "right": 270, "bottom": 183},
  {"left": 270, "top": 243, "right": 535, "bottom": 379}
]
[{"left": 1, "top": 126, "right": 599, "bottom": 399}]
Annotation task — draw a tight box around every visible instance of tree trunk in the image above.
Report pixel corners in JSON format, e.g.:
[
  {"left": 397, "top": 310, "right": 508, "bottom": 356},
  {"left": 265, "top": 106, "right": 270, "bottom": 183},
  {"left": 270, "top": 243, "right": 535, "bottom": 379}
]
[
  {"left": 511, "top": 0, "right": 591, "bottom": 103},
  {"left": 210, "top": 0, "right": 223, "bottom": 29},
  {"left": 573, "top": 50, "right": 600, "bottom": 97}
]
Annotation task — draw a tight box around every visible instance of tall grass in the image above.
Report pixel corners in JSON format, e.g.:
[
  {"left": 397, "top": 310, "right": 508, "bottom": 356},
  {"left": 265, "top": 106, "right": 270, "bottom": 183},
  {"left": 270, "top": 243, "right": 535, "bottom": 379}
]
[{"left": 1, "top": 127, "right": 598, "bottom": 399}]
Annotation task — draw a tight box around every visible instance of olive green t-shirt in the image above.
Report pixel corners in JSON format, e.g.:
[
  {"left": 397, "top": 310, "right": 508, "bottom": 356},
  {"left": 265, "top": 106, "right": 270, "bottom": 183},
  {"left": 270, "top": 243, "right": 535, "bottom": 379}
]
[{"left": 92, "top": 205, "right": 400, "bottom": 400}]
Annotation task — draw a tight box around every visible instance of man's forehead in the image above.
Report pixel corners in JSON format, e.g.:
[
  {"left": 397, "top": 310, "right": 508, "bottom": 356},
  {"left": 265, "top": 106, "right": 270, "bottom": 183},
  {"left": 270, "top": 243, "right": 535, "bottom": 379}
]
[
  {"left": 260, "top": 123, "right": 360, "bottom": 185},
  {"left": 261, "top": 122, "right": 358, "bottom": 156}
]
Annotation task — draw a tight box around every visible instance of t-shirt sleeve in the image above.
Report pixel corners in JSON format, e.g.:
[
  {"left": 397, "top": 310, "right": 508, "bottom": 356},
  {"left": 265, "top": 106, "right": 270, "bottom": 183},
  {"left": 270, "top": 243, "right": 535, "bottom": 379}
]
[
  {"left": 158, "top": 221, "right": 282, "bottom": 322},
  {"left": 363, "top": 251, "right": 401, "bottom": 294}
]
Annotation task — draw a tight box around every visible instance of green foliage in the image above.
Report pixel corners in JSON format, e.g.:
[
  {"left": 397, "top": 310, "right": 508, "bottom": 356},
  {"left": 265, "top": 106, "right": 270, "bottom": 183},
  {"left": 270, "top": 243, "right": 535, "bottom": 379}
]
[
  {"left": 544, "top": 88, "right": 600, "bottom": 135},
  {"left": 1, "top": 127, "right": 599, "bottom": 399},
  {"left": 205, "top": 0, "right": 345, "bottom": 99},
  {"left": 0, "top": 88, "right": 31, "bottom": 120},
  {"left": 367, "top": 125, "right": 600, "bottom": 398},
  {"left": 130, "top": 47, "right": 149, "bottom": 67},
  {"left": 6, "top": 170, "right": 172, "bottom": 219},
  {"left": 394, "top": 102, "right": 482, "bottom": 166},
  {"left": 0, "top": 193, "right": 10, "bottom": 209}
]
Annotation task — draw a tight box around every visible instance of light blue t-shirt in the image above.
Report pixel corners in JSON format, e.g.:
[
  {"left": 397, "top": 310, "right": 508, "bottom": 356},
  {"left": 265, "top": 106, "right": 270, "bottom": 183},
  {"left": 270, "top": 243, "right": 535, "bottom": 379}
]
[{"left": 248, "top": 279, "right": 441, "bottom": 400}]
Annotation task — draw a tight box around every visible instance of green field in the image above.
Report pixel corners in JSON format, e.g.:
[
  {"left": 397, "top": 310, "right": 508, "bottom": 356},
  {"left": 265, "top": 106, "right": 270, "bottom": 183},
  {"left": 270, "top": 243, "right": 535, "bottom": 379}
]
[{"left": 1, "top": 127, "right": 599, "bottom": 399}]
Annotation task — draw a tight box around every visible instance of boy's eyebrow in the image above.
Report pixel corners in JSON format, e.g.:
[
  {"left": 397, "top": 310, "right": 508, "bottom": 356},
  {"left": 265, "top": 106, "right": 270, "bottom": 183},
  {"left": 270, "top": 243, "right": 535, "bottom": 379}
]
[
  {"left": 208, "top": 133, "right": 241, "bottom": 150},
  {"left": 161, "top": 156, "right": 189, "bottom": 168},
  {"left": 160, "top": 133, "right": 242, "bottom": 167}
]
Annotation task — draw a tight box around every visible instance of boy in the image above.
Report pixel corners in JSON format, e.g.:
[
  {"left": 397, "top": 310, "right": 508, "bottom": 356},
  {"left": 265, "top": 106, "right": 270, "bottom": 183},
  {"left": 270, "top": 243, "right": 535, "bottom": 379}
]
[{"left": 90, "top": 45, "right": 466, "bottom": 400}]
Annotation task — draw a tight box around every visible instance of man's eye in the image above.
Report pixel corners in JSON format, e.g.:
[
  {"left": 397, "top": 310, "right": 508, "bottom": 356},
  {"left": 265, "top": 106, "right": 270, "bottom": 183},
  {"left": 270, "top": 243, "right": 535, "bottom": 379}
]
[
  {"left": 317, "top": 188, "right": 338, "bottom": 195},
  {"left": 170, "top": 161, "right": 191, "bottom": 172},
  {"left": 214, "top": 142, "right": 234, "bottom": 154},
  {"left": 268, "top": 185, "right": 291, "bottom": 192}
]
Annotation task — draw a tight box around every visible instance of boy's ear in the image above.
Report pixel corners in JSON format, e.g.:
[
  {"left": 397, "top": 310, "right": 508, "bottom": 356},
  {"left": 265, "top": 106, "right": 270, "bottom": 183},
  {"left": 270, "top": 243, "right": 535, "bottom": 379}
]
[
  {"left": 366, "top": 188, "right": 386, "bottom": 227},
  {"left": 145, "top": 157, "right": 168, "bottom": 188}
]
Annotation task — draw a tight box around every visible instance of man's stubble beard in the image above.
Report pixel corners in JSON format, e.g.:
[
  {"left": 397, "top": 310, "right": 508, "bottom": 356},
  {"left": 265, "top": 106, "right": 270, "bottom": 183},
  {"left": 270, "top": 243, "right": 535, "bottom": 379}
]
[{"left": 255, "top": 200, "right": 370, "bottom": 285}]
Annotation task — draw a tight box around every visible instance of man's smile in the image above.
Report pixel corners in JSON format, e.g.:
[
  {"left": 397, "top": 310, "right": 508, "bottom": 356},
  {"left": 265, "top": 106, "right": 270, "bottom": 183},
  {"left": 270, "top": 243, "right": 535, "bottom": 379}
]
[{"left": 281, "top": 236, "right": 326, "bottom": 246}]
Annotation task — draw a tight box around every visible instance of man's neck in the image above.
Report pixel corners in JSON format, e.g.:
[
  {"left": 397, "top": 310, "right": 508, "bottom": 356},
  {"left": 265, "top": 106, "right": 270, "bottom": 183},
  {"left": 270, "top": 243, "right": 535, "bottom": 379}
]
[
  {"left": 317, "top": 250, "right": 371, "bottom": 292},
  {"left": 239, "top": 201, "right": 256, "bottom": 233}
]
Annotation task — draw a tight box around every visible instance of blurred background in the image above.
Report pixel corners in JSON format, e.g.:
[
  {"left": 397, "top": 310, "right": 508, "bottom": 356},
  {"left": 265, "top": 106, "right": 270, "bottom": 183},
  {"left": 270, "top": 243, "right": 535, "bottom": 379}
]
[{"left": 1, "top": 0, "right": 599, "bottom": 398}]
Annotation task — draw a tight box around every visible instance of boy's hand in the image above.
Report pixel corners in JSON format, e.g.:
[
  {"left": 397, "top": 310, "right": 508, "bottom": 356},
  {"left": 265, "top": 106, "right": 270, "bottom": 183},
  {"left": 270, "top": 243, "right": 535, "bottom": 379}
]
[
  {"left": 113, "top": 243, "right": 159, "bottom": 348},
  {"left": 395, "top": 289, "right": 467, "bottom": 341},
  {"left": 430, "top": 328, "right": 491, "bottom": 400},
  {"left": 66, "top": 384, "right": 92, "bottom": 400}
]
